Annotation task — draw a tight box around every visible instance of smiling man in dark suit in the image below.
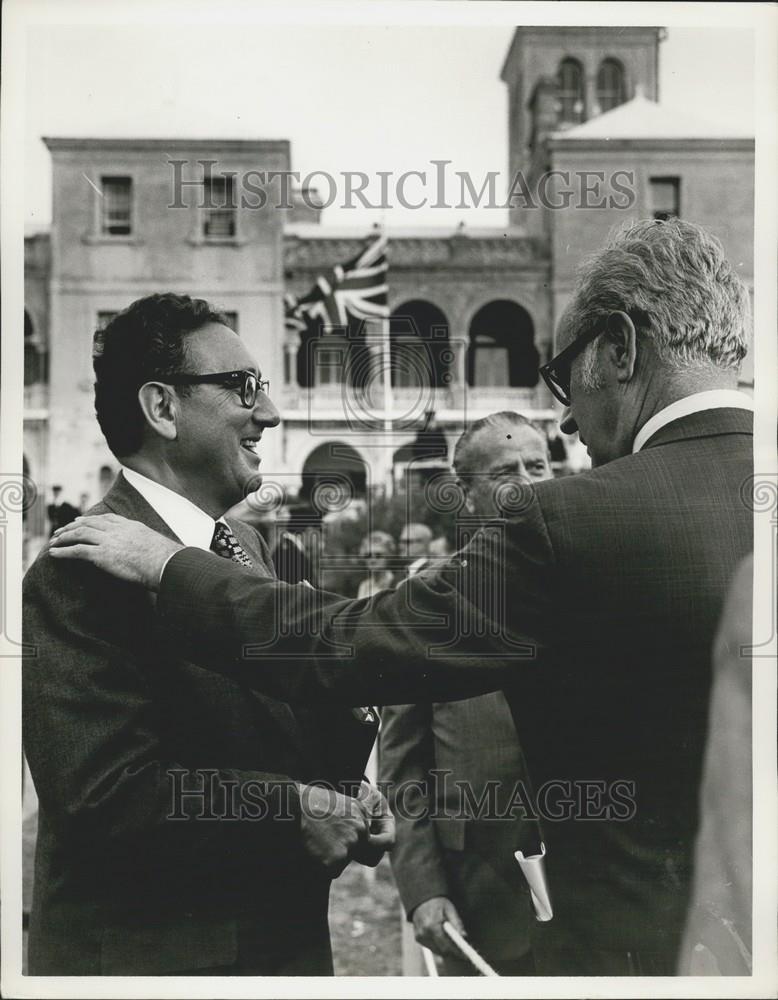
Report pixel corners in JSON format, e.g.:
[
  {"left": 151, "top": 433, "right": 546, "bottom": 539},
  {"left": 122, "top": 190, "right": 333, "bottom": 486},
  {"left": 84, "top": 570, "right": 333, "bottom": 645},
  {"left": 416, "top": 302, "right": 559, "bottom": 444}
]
[
  {"left": 24, "top": 294, "right": 390, "bottom": 976},
  {"left": 51, "top": 220, "right": 754, "bottom": 975}
]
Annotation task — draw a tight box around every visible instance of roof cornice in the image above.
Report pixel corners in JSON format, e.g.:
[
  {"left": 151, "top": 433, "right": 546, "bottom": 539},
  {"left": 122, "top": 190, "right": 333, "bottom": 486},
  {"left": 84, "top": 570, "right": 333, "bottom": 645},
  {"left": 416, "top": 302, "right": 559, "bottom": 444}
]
[
  {"left": 284, "top": 233, "right": 549, "bottom": 270},
  {"left": 43, "top": 137, "right": 290, "bottom": 155},
  {"left": 549, "top": 137, "right": 755, "bottom": 153}
]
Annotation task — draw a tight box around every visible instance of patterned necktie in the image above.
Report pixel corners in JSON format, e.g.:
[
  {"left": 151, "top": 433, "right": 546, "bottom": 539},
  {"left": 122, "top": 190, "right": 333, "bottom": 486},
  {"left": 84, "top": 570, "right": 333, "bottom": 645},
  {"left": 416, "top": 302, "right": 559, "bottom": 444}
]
[{"left": 210, "top": 521, "right": 253, "bottom": 568}]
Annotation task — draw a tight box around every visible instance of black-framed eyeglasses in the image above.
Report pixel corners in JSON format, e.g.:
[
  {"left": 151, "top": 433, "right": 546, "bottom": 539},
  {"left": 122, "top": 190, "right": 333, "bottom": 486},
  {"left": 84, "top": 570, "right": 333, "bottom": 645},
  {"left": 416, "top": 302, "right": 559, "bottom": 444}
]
[
  {"left": 539, "top": 325, "right": 604, "bottom": 407},
  {"left": 164, "top": 369, "right": 269, "bottom": 408}
]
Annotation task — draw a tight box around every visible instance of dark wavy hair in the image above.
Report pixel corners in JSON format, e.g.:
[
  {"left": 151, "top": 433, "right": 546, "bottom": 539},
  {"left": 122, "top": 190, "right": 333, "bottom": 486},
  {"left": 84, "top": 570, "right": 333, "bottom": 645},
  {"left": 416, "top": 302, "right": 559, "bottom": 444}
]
[{"left": 93, "top": 293, "right": 228, "bottom": 458}]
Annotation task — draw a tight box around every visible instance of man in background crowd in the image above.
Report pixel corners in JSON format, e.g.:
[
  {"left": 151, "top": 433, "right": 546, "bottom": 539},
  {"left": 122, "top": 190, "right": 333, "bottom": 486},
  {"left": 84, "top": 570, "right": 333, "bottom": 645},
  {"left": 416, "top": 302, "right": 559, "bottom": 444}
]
[
  {"left": 356, "top": 530, "right": 397, "bottom": 599},
  {"left": 46, "top": 485, "right": 79, "bottom": 537},
  {"left": 271, "top": 502, "right": 322, "bottom": 588},
  {"left": 399, "top": 522, "right": 433, "bottom": 576},
  {"left": 381, "top": 412, "right": 553, "bottom": 975}
]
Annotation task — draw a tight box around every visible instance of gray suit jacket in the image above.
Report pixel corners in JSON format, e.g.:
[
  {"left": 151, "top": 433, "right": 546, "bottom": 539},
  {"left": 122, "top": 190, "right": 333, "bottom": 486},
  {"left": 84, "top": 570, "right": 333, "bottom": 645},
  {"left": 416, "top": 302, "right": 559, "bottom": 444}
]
[
  {"left": 23, "top": 472, "right": 362, "bottom": 975},
  {"left": 380, "top": 692, "right": 536, "bottom": 960}
]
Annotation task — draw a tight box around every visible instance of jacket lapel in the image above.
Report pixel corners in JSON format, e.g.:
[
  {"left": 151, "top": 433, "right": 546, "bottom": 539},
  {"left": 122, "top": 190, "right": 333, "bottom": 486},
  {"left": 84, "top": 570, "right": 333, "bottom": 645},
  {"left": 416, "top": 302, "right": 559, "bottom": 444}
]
[{"left": 101, "top": 471, "right": 185, "bottom": 543}]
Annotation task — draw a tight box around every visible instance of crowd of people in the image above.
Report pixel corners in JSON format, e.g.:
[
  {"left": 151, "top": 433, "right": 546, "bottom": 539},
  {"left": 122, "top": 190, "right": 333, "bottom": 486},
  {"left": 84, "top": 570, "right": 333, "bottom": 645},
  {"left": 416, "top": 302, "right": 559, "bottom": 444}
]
[
  {"left": 249, "top": 415, "right": 566, "bottom": 604},
  {"left": 24, "top": 218, "right": 754, "bottom": 978}
]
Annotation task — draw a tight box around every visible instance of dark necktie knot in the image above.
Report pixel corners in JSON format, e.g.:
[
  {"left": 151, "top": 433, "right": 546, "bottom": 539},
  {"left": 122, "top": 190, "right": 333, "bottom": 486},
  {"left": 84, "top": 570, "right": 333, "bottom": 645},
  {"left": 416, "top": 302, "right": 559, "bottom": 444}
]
[{"left": 210, "top": 521, "right": 253, "bottom": 568}]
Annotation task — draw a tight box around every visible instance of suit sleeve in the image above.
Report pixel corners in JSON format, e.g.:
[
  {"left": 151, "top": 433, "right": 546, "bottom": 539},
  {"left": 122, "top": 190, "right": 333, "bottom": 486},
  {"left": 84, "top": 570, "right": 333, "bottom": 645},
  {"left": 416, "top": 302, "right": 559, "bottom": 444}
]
[
  {"left": 379, "top": 703, "right": 452, "bottom": 917},
  {"left": 231, "top": 518, "right": 379, "bottom": 786},
  {"left": 23, "top": 554, "right": 305, "bottom": 871},
  {"left": 156, "top": 495, "right": 556, "bottom": 705}
]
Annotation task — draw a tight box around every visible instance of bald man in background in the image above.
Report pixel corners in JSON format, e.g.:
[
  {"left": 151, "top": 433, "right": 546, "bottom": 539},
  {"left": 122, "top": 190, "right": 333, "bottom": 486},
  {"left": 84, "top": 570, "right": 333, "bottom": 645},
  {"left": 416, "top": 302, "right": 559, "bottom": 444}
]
[{"left": 381, "top": 413, "right": 552, "bottom": 975}]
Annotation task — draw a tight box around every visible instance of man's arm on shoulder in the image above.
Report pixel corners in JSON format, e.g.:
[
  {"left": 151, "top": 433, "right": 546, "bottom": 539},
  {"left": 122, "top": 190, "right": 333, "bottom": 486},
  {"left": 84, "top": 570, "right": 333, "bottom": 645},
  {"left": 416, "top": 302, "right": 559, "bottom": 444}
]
[
  {"left": 161, "top": 489, "right": 554, "bottom": 704},
  {"left": 23, "top": 552, "right": 306, "bottom": 869},
  {"left": 154, "top": 540, "right": 520, "bottom": 705},
  {"left": 52, "top": 493, "right": 556, "bottom": 705}
]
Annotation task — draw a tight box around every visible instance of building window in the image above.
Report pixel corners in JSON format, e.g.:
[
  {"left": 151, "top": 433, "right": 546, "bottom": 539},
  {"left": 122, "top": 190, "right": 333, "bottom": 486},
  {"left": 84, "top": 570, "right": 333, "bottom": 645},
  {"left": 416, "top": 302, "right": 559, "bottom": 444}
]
[
  {"left": 223, "top": 311, "right": 239, "bottom": 334},
  {"left": 24, "top": 309, "right": 47, "bottom": 387},
  {"left": 101, "top": 177, "right": 132, "bottom": 236},
  {"left": 389, "top": 301, "right": 451, "bottom": 389},
  {"left": 650, "top": 177, "right": 680, "bottom": 221},
  {"left": 596, "top": 59, "right": 626, "bottom": 113},
  {"left": 467, "top": 300, "right": 538, "bottom": 388},
  {"left": 557, "top": 58, "right": 584, "bottom": 124},
  {"left": 315, "top": 343, "right": 347, "bottom": 387},
  {"left": 203, "top": 176, "right": 237, "bottom": 239},
  {"left": 297, "top": 317, "right": 369, "bottom": 390},
  {"left": 470, "top": 334, "right": 510, "bottom": 387}
]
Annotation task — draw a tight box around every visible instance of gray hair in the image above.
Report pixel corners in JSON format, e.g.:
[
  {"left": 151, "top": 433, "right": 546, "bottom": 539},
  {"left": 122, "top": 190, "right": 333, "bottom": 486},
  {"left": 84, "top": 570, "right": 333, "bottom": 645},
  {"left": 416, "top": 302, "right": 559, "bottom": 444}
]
[
  {"left": 569, "top": 219, "right": 750, "bottom": 387},
  {"left": 453, "top": 411, "right": 548, "bottom": 479}
]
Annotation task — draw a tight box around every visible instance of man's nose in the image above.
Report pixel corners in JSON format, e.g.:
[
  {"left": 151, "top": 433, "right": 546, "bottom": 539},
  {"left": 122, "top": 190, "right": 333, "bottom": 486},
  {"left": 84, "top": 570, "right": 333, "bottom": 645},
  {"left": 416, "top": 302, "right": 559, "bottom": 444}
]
[
  {"left": 508, "top": 459, "right": 530, "bottom": 485},
  {"left": 252, "top": 393, "right": 281, "bottom": 428},
  {"left": 559, "top": 406, "right": 578, "bottom": 436}
]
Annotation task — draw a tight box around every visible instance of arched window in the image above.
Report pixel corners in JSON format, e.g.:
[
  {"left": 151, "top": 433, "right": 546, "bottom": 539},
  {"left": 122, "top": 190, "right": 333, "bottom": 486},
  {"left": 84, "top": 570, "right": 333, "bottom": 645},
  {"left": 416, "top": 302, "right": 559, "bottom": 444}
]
[
  {"left": 597, "top": 59, "right": 626, "bottom": 113},
  {"left": 24, "top": 309, "right": 47, "bottom": 387},
  {"left": 296, "top": 314, "right": 370, "bottom": 389},
  {"left": 558, "top": 58, "right": 584, "bottom": 124},
  {"left": 389, "top": 301, "right": 450, "bottom": 389},
  {"left": 301, "top": 441, "right": 367, "bottom": 503},
  {"left": 467, "top": 301, "right": 538, "bottom": 388}
]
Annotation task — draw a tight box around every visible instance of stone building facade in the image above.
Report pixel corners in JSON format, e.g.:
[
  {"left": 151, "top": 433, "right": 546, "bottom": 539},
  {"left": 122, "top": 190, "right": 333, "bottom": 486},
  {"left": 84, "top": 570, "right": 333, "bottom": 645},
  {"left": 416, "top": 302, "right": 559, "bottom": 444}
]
[{"left": 22, "top": 26, "right": 754, "bottom": 535}]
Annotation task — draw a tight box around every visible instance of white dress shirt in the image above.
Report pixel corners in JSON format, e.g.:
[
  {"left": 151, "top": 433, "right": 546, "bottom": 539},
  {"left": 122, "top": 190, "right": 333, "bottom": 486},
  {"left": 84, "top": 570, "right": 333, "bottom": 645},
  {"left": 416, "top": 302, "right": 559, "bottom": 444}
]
[
  {"left": 121, "top": 466, "right": 221, "bottom": 550},
  {"left": 632, "top": 389, "right": 753, "bottom": 455}
]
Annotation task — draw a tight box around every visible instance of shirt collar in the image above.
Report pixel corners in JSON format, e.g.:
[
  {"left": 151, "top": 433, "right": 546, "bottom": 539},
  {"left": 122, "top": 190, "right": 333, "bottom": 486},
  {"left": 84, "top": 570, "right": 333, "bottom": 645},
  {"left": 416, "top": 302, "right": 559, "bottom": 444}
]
[
  {"left": 120, "top": 466, "right": 222, "bottom": 550},
  {"left": 632, "top": 390, "right": 754, "bottom": 454}
]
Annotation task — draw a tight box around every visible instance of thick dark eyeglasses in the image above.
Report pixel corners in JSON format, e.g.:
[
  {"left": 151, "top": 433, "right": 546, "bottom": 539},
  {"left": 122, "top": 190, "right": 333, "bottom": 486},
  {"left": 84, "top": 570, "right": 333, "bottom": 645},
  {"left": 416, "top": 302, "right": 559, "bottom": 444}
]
[
  {"left": 539, "top": 325, "right": 605, "bottom": 407},
  {"left": 164, "top": 369, "right": 269, "bottom": 408}
]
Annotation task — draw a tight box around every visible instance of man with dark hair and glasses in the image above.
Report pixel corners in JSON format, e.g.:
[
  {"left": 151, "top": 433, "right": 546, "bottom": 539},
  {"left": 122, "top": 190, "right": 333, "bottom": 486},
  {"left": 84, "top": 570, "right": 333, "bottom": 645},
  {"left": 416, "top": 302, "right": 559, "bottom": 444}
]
[
  {"left": 24, "top": 292, "right": 392, "bottom": 976},
  {"left": 52, "top": 221, "right": 755, "bottom": 975}
]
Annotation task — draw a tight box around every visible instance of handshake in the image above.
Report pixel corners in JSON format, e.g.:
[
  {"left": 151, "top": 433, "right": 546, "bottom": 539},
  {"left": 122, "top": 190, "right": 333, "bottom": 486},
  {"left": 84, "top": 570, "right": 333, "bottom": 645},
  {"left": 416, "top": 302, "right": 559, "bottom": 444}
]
[{"left": 298, "top": 780, "right": 395, "bottom": 877}]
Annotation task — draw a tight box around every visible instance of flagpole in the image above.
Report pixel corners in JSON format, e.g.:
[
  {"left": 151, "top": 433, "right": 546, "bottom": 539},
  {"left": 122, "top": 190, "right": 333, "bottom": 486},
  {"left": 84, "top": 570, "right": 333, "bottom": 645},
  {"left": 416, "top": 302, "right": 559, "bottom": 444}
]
[
  {"left": 290, "top": 229, "right": 391, "bottom": 498},
  {"left": 380, "top": 227, "right": 393, "bottom": 498},
  {"left": 381, "top": 310, "right": 393, "bottom": 497}
]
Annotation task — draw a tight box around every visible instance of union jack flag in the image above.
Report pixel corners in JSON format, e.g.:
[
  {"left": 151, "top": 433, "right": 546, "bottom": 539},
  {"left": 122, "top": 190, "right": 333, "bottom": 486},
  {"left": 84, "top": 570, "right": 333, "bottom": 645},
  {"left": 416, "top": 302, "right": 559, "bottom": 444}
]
[{"left": 285, "top": 233, "right": 389, "bottom": 331}]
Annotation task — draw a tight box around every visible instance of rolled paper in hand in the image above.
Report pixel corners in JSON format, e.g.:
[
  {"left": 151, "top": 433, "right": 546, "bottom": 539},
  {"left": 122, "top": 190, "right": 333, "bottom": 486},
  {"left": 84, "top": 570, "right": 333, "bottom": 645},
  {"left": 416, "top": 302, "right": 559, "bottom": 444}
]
[{"left": 515, "top": 843, "right": 553, "bottom": 922}]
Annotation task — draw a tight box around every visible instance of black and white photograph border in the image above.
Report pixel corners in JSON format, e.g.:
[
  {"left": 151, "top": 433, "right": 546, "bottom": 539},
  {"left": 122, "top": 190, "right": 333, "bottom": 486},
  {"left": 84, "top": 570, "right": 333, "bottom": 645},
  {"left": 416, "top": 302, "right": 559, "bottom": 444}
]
[{"left": 1, "top": 1, "right": 776, "bottom": 998}]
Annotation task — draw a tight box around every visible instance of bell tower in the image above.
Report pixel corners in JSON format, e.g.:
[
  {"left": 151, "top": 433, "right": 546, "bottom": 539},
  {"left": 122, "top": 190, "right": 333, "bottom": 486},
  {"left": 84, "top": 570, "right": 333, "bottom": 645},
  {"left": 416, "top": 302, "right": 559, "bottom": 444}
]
[{"left": 500, "top": 26, "right": 664, "bottom": 224}]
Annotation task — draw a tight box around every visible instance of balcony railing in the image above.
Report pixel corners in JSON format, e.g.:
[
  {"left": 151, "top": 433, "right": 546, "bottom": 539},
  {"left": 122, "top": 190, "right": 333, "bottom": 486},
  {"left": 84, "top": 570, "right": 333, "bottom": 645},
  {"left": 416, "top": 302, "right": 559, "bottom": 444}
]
[{"left": 280, "top": 383, "right": 545, "bottom": 418}]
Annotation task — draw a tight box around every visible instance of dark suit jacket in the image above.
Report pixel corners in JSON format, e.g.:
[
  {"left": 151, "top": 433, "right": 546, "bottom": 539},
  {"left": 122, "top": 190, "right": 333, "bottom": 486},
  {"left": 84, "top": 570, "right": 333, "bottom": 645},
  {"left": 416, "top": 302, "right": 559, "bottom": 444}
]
[
  {"left": 155, "top": 408, "right": 753, "bottom": 971},
  {"left": 272, "top": 532, "right": 318, "bottom": 588},
  {"left": 23, "top": 472, "right": 374, "bottom": 976},
  {"left": 380, "top": 693, "right": 536, "bottom": 961}
]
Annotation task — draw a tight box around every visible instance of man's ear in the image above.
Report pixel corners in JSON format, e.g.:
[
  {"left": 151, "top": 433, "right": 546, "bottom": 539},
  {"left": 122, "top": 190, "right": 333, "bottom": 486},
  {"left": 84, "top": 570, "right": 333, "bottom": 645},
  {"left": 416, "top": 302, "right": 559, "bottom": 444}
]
[
  {"left": 137, "top": 382, "right": 179, "bottom": 442},
  {"left": 604, "top": 311, "right": 638, "bottom": 384}
]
